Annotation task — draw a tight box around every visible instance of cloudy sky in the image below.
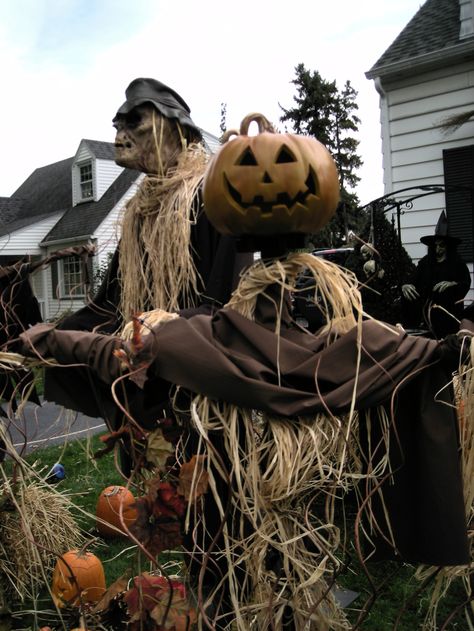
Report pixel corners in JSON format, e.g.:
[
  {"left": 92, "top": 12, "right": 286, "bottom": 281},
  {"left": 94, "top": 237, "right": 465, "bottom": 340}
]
[{"left": 0, "top": 0, "right": 424, "bottom": 203}]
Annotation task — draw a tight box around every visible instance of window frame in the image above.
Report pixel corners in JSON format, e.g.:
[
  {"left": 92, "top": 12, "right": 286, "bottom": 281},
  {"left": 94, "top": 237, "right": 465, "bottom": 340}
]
[
  {"left": 57, "top": 256, "right": 87, "bottom": 298},
  {"left": 79, "top": 161, "right": 94, "bottom": 201}
]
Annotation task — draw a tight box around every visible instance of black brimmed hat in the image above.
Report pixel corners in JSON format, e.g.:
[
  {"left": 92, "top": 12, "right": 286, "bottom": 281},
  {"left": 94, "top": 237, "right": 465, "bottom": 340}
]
[
  {"left": 113, "top": 78, "right": 201, "bottom": 139},
  {"left": 420, "top": 210, "right": 461, "bottom": 246}
]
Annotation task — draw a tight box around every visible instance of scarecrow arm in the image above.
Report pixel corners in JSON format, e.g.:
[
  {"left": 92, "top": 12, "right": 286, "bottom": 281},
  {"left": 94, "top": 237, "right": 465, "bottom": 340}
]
[{"left": 18, "top": 323, "right": 123, "bottom": 384}]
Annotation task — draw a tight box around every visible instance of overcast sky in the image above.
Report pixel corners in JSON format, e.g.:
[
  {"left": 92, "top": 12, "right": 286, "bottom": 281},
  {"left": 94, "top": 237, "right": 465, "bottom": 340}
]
[{"left": 0, "top": 0, "right": 424, "bottom": 203}]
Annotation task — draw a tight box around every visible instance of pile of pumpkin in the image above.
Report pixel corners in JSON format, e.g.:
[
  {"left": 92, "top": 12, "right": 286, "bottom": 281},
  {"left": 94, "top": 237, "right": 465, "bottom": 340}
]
[
  {"left": 50, "top": 485, "right": 136, "bottom": 610},
  {"left": 46, "top": 483, "right": 195, "bottom": 630}
]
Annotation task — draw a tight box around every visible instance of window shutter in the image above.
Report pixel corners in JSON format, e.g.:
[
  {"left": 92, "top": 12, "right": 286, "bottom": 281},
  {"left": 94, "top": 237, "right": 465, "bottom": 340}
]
[
  {"left": 443, "top": 146, "right": 474, "bottom": 261},
  {"left": 51, "top": 261, "right": 59, "bottom": 299}
]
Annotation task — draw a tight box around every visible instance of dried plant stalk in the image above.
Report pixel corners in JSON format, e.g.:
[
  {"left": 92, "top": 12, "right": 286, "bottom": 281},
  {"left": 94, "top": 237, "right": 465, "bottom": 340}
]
[
  {"left": 0, "top": 472, "right": 84, "bottom": 601},
  {"left": 119, "top": 144, "right": 208, "bottom": 323},
  {"left": 226, "top": 252, "right": 363, "bottom": 335}
]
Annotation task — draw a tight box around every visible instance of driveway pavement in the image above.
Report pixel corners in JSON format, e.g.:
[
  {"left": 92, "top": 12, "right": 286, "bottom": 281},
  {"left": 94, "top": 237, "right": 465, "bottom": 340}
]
[{"left": 5, "top": 399, "right": 106, "bottom": 454}]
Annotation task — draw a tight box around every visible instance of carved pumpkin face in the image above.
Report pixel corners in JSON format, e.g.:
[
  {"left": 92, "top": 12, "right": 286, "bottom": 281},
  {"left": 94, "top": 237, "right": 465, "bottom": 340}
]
[{"left": 203, "top": 113, "right": 340, "bottom": 236}]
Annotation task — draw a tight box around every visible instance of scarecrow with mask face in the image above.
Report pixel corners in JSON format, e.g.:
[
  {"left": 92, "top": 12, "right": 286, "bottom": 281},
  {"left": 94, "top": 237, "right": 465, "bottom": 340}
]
[
  {"left": 402, "top": 210, "right": 471, "bottom": 338},
  {"left": 55, "top": 78, "right": 248, "bottom": 334},
  {"left": 42, "top": 79, "right": 250, "bottom": 472},
  {"left": 14, "top": 114, "right": 474, "bottom": 629}
]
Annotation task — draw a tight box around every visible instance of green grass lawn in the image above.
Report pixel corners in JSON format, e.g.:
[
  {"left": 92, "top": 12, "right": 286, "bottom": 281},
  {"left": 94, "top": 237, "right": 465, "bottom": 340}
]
[
  {"left": 20, "top": 435, "right": 144, "bottom": 586},
  {"left": 5, "top": 434, "right": 470, "bottom": 630}
]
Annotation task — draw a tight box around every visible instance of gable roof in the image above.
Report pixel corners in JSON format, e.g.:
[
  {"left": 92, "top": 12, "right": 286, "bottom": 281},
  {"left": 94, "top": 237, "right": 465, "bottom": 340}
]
[
  {"left": 200, "top": 129, "right": 221, "bottom": 154},
  {"left": 366, "top": 0, "right": 474, "bottom": 79},
  {"left": 0, "top": 197, "right": 24, "bottom": 227},
  {"left": 0, "top": 157, "right": 74, "bottom": 237},
  {"left": 41, "top": 167, "right": 140, "bottom": 244},
  {"left": 80, "top": 139, "right": 116, "bottom": 160},
  {"left": 1, "top": 130, "right": 217, "bottom": 243}
]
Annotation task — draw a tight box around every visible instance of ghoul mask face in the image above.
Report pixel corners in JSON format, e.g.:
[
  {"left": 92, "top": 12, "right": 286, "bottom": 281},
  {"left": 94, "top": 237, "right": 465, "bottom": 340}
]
[{"left": 113, "top": 104, "right": 182, "bottom": 175}]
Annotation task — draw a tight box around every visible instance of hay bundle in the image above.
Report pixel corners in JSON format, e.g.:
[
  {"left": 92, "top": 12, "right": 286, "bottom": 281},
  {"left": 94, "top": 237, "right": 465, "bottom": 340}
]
[
  {"left": 0, "top": 474, "right": 84, "bottom": 601},
  {"left": 118, "top": 144, "right": 208, "bottom": 323},
  {"left": 188, "top": 399, "right": 358, "bottom": 630},
  {"left": 226, "top": 252, "right": 362, "bottom": 335}
]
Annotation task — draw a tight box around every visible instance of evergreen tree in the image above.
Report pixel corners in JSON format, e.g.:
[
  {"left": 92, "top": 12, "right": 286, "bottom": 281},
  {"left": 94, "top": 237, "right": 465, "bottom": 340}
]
[
  {"left": 219, "top": 102, "right": 227, "bottom": 137},
  {"left": 280, "top": 63, "right": 363, "bottom": 247}
]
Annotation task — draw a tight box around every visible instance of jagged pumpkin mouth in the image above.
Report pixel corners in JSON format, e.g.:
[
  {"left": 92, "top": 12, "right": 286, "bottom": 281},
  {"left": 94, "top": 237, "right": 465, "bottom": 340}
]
[{"left": 224, "top": 167, "right": 318, "bottom": 215}]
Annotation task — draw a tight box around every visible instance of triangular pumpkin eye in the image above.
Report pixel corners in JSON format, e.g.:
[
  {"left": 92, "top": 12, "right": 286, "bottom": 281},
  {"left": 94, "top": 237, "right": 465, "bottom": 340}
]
[
  {"left": 275, "top": 145, "right": 296, "bottom": 163},
  {"left": 237, "top": 148, "right": 258, "bottom": 166}
]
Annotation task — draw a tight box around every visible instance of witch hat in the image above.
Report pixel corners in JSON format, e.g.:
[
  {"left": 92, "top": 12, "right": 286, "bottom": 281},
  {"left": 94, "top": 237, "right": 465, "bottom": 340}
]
[{"left": 420, "top": 210, "right": 461, "bottom": 246}]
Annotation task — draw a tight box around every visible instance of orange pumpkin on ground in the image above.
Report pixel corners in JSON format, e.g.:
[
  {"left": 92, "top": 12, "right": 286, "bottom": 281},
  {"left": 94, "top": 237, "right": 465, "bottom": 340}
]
[
  {"left": 203, "top": 112, "right": 340, "bottom": 237},
  {"left": 51, "top": 549, "right": 106, "bottom": 608},
  {"left": 96, "top": 485, "right": 137, "bottom": 537}
]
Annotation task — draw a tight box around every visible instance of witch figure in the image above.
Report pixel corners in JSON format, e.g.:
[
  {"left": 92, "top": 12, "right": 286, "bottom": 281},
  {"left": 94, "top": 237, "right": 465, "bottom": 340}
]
[{"left": 402, "top": 210, "right": 471, "bottom": 338}]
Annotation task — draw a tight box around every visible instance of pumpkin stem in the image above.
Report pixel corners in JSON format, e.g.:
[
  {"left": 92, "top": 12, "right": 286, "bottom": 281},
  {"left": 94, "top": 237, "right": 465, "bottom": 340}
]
[
  {"left": 239, "top": 112, "right": 276, "bottom": 136},
  {"left": 78, "top": 536, "right": 98, "bottom": 557},
  {"left": 220, "top": 128, "right": 240, "bottom": 144}
]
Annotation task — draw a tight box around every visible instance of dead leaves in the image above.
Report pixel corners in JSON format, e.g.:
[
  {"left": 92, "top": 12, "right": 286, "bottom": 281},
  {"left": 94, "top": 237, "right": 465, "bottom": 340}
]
[
  {"left": 146, "top": 430, "right": 174, "bottom": 469},
  {"left": 124, "top": 573, "right": 196, "bottom": 631},
  {"left": 128, "top": 455, "right": 208, "bottom": 556},
  {"left": 92, "top": 570, "right": 131, "bottom": 614},
  {"left": 129, "top": 480, "right": 185, "bottom": 555},
  {"left": 177, "top": 455, "right": 208, "bottom": 502}
]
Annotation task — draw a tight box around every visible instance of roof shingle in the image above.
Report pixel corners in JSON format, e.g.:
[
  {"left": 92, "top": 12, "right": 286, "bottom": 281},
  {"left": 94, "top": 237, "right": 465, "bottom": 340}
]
[
  {"left": 0, "top": 157, "right": 74, "bottom": 236},
  {"left": 41, "top": 168, "right": 140, "bottom": 244},
  {"left": 367, "top": 0, "right": 461, "bottom": 77},
  {"left": 81, "top": 140, "right": 116, "bottom": 160}
]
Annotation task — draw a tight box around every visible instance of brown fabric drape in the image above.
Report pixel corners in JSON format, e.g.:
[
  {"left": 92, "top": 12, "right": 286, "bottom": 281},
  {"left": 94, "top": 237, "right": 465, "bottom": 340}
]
[{"left": 18, "top": 286, "right": 471, "bottom": 565}]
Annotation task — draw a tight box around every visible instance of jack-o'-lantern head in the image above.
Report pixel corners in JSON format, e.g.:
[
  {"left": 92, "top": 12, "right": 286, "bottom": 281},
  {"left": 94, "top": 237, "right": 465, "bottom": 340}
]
[{"left": 203, "top": 113, "right": 340, "bottom": 237}]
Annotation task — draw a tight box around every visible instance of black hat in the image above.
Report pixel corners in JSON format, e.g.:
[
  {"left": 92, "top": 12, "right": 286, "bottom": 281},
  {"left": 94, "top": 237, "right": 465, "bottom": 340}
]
[
  {"left": 113, "top": 78, "right": 201, "bottom": 139},
  {"left": 420, "top": 210, "right": 461, "bottom": 246}
]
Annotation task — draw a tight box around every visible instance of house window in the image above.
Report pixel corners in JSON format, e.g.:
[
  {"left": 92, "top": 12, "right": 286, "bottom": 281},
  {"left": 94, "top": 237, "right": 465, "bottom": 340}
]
[
  {"left": 79, "top": 162, "right": 93, "bottom": 200},
  {"left": 60, "top": 256, "right": 86, "bottom": 297},
  {"left": 443, "top": 146, "right": 474, "bottom": 261}
]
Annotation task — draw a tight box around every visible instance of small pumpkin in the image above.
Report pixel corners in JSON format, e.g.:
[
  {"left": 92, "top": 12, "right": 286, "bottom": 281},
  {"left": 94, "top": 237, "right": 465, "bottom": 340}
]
[
  {"left": 96, "top": 485, "right": 137, "bottom": 537},
  {"left": 203, "top": 113, "right": 340, "bottom": 236},
  {"left": 51, "top": 548, "right": 106, "bottom": 608}
]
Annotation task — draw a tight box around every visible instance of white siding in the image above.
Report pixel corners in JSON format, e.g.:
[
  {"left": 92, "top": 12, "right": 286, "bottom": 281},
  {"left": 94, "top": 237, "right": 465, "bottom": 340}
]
[
  {"left": 379, "top": 62, "right": 474, "bottom": 262},
  {"left": 201, "top": 129, "right": 221, "bottom": 154},
  {"left": 72, "top": 141, "right": 123, "bottom": 205},
  {"left": 376, "top": 56, "right": 474, "bottom": 304},
  {"left": 92, "top": 174, "right": 143, "bottom": 265},
  {"left": 460, "top": 0, "right": 474, "bottom": 38},
  {"left": 0, "top": 212, "right": 63, "bottom": 256},
  {"left": 43, "top": 242, "right": 91, "bottom": 322},
  {"left": 30, "top": 267, "right": 46, "bottom": 319},
  {"left": 95, "top": 158, "right": 124, "bottom": 200},
  {"left": 41, "top": 176, "right": 142, "bottom": 320}
]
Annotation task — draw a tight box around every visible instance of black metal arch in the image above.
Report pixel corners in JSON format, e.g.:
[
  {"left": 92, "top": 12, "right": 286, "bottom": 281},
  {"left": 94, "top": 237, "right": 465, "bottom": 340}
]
[{"left": 358, "top": 184, "right": 474, "bottom": 248}]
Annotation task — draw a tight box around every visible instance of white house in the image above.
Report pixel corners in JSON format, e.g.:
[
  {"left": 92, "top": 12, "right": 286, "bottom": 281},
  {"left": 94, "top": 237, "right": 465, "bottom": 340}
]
[
  {"left": 0, "top": 132, "right": 219, "bottom": 321},
  {"left": 366, "top": 0, "right": 474, "bottom": 301}
]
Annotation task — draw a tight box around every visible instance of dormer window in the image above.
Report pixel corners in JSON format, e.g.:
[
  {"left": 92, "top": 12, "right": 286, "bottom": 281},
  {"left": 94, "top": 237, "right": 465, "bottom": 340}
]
[{"left": 79, "top": 162, "right": 93, "bottom": 200}]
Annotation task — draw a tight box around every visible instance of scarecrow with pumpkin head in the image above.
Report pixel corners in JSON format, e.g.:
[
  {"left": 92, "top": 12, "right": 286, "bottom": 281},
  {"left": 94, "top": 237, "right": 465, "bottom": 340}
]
[{"left": 12, "top": 113, "right": 474, "bottom": 629}]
